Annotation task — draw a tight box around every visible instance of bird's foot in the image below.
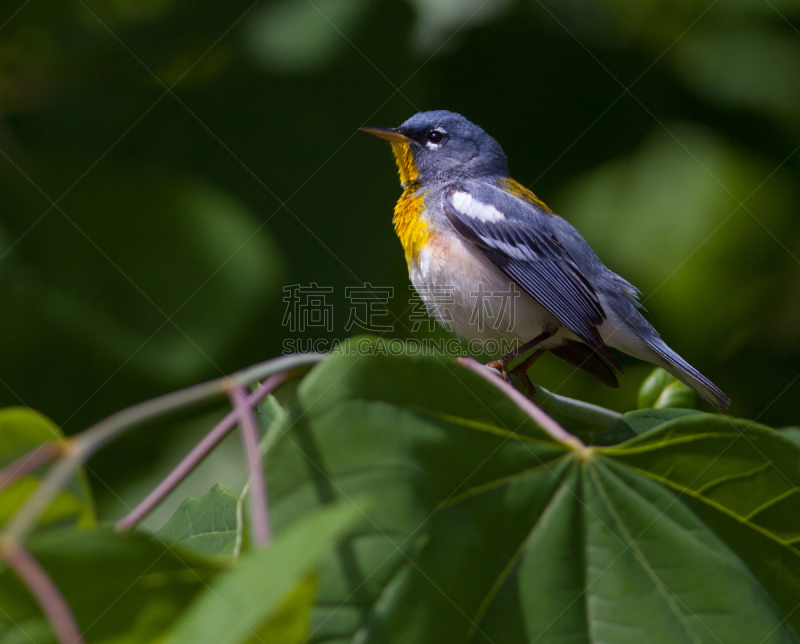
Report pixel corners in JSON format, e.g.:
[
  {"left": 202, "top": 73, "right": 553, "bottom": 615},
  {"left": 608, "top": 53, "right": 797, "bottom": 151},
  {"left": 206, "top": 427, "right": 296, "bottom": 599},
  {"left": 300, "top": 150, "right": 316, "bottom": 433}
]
[
  {"left": 486, "top": 358, "right": 511, "bottom": 382},
  {"left": 509, "top": 348, "right": 546, "bottom": 398},
  {"left": 509, "top": 365, "right": 537, "bottom": 398},
  {"left": 485, "top": 332, "right": 554, "bottom": 388}
]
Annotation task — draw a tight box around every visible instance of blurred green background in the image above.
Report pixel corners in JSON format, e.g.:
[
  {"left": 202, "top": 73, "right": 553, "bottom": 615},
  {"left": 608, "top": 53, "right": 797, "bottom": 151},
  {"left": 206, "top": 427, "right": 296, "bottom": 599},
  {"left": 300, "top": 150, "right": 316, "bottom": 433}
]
[{"left": 1, "top": 0, "right": 799, "bottom": 519}]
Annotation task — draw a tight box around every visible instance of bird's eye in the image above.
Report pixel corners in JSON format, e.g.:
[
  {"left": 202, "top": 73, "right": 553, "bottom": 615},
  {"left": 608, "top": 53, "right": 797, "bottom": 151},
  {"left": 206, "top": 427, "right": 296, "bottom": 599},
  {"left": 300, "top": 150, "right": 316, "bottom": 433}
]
[{"left": 427, "top": 130, "right": 444, "bottom": 144}]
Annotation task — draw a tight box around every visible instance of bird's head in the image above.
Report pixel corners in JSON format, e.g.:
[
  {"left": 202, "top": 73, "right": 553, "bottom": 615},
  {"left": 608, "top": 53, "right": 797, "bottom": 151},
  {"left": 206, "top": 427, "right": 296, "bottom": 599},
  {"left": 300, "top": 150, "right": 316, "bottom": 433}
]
[{"left": 361, "top": 110, "right": 509, "bottom": 188}]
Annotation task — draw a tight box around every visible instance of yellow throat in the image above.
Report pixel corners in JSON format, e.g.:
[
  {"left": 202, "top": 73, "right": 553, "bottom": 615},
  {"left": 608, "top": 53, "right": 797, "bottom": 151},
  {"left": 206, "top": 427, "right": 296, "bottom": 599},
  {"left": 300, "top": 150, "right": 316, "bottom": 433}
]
[{"left": 390, "top": 142, "right": 429, "bottom": 263}]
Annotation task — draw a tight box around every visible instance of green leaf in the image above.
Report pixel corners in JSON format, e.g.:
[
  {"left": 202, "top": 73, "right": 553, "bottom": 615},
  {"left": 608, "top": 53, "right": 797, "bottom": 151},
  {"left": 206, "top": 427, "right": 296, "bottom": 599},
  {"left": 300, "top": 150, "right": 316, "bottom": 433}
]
[
  {"left": 164, "top": 502, "right": 358, "bottom": 644},
  {"left": 156, "top": 484, "right": 240, "bottom": 558},
  {"left": 580, "top": 461, "right": 789, "bottom": 643},
  {"left": 606, "top": 414, "right": 800, "bottom": 542},
  {"left": 265, "top": 350, "right": 799, "bottom": 643},
  {"left": 606, "top": 413, "right": 800, "bottom": 628},
  {"left": 0, "top": 527, "right": 219, "bottom": 643},
  {"left": 0, "top": 407, "right": 93, "bottom": 530},
  {"left": 592, "top": 408, "right": 701, "bottom": 446},
  {"left": 246, "top": 575, "right": 317, "bottom": 644},
  {"left": 638, "top": 367, "right": 696, "bottom": 409}
]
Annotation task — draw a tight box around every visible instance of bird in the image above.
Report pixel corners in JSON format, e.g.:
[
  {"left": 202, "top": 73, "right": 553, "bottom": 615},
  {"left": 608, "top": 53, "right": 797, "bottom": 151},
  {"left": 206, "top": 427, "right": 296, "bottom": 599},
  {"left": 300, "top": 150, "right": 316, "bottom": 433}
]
[{"left": 361, "top": 110, "right": 730, "bottom": 410}]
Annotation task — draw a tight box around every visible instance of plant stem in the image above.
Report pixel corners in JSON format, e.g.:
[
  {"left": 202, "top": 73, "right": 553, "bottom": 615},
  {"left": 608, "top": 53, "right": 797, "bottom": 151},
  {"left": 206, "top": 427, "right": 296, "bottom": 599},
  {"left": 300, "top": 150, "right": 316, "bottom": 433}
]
[
  {"left": 3, "top": 353, "right": 324, "bottom": 542},
  {"left": 0, "top": 537, "right": 85, "bottom": 644},
  {"left": 229, "top": 385, "right": 271, "bottom": 546},
  {"left": 116, "top": 374, "right": 285, "bottom": 532},
  {"left": 75, "top": 353, "right": 324, "bottom": 461},
  {"left": 533, "top": 385, "right": 621, "bottom": 425},
  {"left": 456, "top": 358, "right": 586, "bottom": 451},
  {"left": 3, "top": 458, "right": 80, "bottom": 541},
  {"left": 0, "top": 442, "right": 63, "bottom": 494}
]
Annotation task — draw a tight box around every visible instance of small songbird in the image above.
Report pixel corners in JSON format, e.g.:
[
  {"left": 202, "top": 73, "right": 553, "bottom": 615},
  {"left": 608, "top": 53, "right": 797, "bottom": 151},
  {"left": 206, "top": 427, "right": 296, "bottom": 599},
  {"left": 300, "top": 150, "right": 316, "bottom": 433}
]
[{"left": 361, "top": 110, "right": 729, "bottom": 409}]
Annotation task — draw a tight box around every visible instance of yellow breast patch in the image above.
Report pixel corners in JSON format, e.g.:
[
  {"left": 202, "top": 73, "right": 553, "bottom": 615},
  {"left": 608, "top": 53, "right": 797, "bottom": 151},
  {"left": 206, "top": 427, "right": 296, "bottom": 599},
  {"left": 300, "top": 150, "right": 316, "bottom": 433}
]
[
  {"left": 388, "top": 141, "right": 428, "bottom": 262},
  {"left": 394, "top": 189, "right": 429, "bottom": 263},
  {"left": 498, "top": 177, "right": 552, "bottom": 213}
]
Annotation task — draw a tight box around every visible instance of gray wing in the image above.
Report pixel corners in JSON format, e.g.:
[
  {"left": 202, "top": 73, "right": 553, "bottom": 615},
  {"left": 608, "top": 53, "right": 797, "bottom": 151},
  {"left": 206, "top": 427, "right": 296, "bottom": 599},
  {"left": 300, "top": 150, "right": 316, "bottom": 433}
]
[{"left": 442, "top": 182, "right": 620, "bottom": 370}]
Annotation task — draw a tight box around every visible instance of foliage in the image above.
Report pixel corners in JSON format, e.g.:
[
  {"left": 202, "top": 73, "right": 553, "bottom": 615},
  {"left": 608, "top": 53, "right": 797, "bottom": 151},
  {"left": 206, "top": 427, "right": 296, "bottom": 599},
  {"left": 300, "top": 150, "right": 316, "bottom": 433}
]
[
  {"left": 1, "top": 0, "right": 799, "bottom": 642},
  {"left": 164, "top": 502, "right": 358, "bottom": 644},
  {"left": 0, "top": 408, "right": 93, "bottom": 530},
  {"left": 265, "top": 350, "right": 800, "bottom": 642},
  {"left": 155, "top": 484, "right": 240, "bottom": 557},
  {"left": 1, "top": 350, "right": 799, "bottom": 642},
  {"left": 636, "top": 367, "right": 696, "bottom": 410},
  {"left": 0, "top": 0, "right": 798, "bottom": 470},
  {"left": 0, "top": 527, "right": 219, "bottom": 643}
]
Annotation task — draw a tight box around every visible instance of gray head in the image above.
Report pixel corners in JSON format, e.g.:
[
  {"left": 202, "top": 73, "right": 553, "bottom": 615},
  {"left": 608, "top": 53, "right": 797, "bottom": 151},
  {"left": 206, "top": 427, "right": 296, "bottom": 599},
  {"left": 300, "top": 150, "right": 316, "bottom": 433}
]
[{"left": 361, "top": 110, "right": 509, "bottom": 186}]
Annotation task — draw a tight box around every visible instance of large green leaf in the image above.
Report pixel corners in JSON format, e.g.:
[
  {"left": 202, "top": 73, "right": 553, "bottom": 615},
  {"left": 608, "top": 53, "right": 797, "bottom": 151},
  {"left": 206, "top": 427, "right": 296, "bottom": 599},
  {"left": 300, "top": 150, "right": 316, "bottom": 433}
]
[
  {"left": 0, "top": 407, "right": 93, "bottom": 530},
  {"left": 0, "top": 527, "right": 219, "bottom": 644},
  {"left": 156, "top": 484, "right": 240, "bottom": 558},
  {"left": 591, "top": 407, "right": 700, "bottom": 446},
  {"left": 265, "top": 350, "right": 800, "bottom": 643},
  {"left": 164, "top": 501, "right": 359, "bottom": 644},
  {"left": 607, "top": 415, "right": 800, "bottom": 543},
  {"left": 606, "top": 413, "right": 800, "bottom": 624}
]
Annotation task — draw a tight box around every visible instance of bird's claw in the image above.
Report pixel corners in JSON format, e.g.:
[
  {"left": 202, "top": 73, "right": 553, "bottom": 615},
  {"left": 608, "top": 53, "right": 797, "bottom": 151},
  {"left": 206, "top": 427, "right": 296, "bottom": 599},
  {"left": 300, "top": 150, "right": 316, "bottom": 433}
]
[
  {"left": 486, "top": 358, "right": 510, "bottom": 382},
  {"left": 510, "top": 365, "right": 537, "bottom": 398}
]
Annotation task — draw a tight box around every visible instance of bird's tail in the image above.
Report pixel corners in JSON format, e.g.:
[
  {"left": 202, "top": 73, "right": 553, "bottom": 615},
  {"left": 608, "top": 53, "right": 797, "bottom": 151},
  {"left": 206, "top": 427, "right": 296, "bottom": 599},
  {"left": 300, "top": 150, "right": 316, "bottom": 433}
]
[{"left": 646, "top": 336, "right": 730, "bottom": 410}]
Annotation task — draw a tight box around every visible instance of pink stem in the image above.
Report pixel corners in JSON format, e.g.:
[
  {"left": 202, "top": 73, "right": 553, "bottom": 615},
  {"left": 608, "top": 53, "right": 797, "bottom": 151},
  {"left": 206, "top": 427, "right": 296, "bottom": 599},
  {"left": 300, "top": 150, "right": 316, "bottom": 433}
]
[
  {"left": 0, "top": 442, "right": 63, "bottom": 494},
  {"left": 0, "top": 538, "right": 85, "bottom": 644},
  {"left": 456, "top": 358, "right": 585, "bottom": 450},
  {"left": 229, "top": 384, "right": 271, "bottom": 546},
  {"left": 116, "top": 374, "right": 285, "bottom": 532}
]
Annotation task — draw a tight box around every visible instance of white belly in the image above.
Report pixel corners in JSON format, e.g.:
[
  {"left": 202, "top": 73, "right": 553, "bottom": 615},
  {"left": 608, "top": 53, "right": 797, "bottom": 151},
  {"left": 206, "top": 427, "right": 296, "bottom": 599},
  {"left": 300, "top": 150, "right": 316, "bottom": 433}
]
[
  {"left": 408, "top": 235, "right": 562, "bottom": 344},
  {"left": 405, "top": 231, "right": 669, "bottom": 367}
]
